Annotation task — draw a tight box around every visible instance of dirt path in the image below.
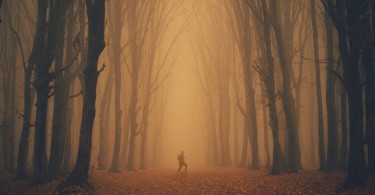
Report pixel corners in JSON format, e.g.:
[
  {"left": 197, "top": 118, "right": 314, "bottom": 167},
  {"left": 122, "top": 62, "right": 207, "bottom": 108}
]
[{"left": 0, "top": 168, "right": 374, "bottom": 194}]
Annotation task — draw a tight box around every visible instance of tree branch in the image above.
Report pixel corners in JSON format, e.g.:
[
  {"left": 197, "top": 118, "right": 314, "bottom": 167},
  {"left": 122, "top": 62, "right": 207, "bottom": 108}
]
[
  {"left": 49, "top": 50, "right": 80, "bottom": 82},
  {"left": 97, "top": 63, "right": 106, "bottom": 74},
  {"left": 9, "top": 26, "right": 27, "bottom": 72},
  {"left": 14, "top": 106, "right": 24, "bottom": 118},
  {"left": 326, "top": 67, "right": 345, "bottom": 87},
  {"left": 69, "top": 90, "right": 82, "bottom": 99}
]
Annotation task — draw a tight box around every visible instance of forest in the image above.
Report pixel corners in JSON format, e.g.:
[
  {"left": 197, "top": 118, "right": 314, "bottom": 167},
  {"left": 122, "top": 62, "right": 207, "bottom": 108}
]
[{"left": 0, "top": 0, "right": 374, "bottom": 194}]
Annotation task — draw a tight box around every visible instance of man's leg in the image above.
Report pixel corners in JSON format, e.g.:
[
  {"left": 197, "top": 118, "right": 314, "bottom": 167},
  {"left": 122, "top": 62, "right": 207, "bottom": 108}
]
[{"left": 178, "top": 164, "right": 182, "bottom": 172}]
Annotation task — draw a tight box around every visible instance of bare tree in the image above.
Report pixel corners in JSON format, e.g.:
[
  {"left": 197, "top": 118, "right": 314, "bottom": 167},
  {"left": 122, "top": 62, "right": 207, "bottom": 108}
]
[
  {"left": 31, "top": 0, "right": 72, "bottom": 183},
  {"left": 13, "top": 0, "right": 37, "bottom": 179},
  {"left": 324, "top": 0, "right": 367, "bottom": 186},
  {"left": 107, "top": 0, "right": 125, "bottom": 173},
  {"left": 252, "top": 0, "right": 285, "bottom": 174},
  {"left": 227, "top": 0, "right": 259, "bottom": 169},
  {"left": 362, "top": 0, "right": 375, "bottom": 175},
  {"left": 310, "top": 0, "right": 326, "bottom": 172},
  {"left": 324, "top": 0, "right": 338, "bottom": 171},
  {"left": 57, "top": 0, "right": 105, "bottom": 190}
]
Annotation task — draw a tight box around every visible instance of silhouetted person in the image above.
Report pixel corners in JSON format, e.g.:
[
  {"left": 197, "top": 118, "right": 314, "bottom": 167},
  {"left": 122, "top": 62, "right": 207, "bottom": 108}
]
[{"left": 177, "top": 151, "right": 188, "bottom": 173}]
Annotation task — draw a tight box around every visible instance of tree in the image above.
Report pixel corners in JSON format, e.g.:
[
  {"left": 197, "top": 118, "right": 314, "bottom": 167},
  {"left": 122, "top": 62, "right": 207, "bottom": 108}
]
[
  {"left": 228, "top": 0, "right": 259, "bottom": 169},
  {"left": 310, "top": 0, "right": 326, "bottom": 172},
  {"left": 47, "top": 0, "right": 74, "bottom": 179},
  {"left": 339, "top": 78, "right": 348, "bottom": 170},
  {"left": 126, "top": 1, "right": 156, "bottom": 171},
  {"left": 108, "top": 0, "right": 125, "bottom": 173},
  {"left": 324, "top": 0, "right": 367, "bottom": 186},
  {"left": 363, "top": 0, "right": 375, "bottom": 175},
  {"left": 13, "top": 0, "right": 37, "bottom": 179},
  {"left": 32, "top": 0, "right": 72, "bottom": 183},
  {"left": 61, "top": 2, "right": 82, "bottom": 175},
  {"left": 192, "top": 2, "right": 233, "bottom": 166},
  {"left": 324, "top": 1, "right": 338, "bottom": 171},
  {"left": 0, "top": 9, "right": 17, "bottom": 171},
  {"left": 252, "top": 0, "right": 285, "bottom": 174},
  {"left": 264, "top": 0, "right": 300, "bottom": 172},
  {"left": 57, "top": 0, "right": 105, "bottom": 190}
]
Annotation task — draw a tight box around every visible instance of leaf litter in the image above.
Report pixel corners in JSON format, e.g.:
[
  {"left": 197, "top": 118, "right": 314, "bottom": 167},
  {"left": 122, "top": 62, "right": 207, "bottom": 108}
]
[{"left": 0, "top": 167, "right": 374, "bottom": 194}]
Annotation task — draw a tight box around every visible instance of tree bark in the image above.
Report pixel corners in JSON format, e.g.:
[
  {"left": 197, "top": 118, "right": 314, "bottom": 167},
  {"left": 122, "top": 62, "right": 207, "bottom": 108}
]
[
  {"left": 57, "top": 0, "right": 105, "bottom": 189},
  {"left": 270, "top": 1, "right": 299, "bottom": 172},
  {"left": 48, "top": 0, "right": 72, "bottom": 178},
  {"left": 339, "top": 79, "right": 348, "bottom": 170},
  {"left": 126, "top": 2, "right": 140, "bottom": 171},
  {"left": 33, "top": 0, "right": 55, "bottom": 183},
  {"left": 327, "top": 0, "right": 367, "bottom": 185},
  {"left": 260, "top": 0, "right": 284, "bottom": 174},
  {"left": 310, "top": 0, "right": 326, "bottom": 171},
  {"left": 16, "top": 65, "right": 35, "bottom": 179},
  {"left": 325, "top": 3, "right": 338, "bottom": 171},
  {"left": 231, "top": 1, "right": 259, "bottom": 169},
  {"left": 363, "top": 0, "right": 375, "bottom": 175},
  {"left": 109, "top": 0, "right": 123, "bottom": 172}
]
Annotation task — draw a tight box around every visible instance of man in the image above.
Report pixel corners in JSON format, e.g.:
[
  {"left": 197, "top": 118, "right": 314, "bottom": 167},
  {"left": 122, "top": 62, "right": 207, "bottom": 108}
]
[{"left": 177, "top": 151, "right": 188, "bottom": 173}]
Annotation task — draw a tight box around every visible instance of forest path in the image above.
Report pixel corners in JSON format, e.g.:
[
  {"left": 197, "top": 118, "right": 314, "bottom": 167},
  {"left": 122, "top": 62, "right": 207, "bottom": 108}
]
[{"left": 0, "top": 167, "right": 374, "bottom": 194}]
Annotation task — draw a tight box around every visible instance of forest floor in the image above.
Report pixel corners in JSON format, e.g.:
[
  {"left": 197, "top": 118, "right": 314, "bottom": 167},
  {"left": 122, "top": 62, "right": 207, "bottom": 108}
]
[{"left": 0, "top": 167, "right": 374, "bottom": 194}]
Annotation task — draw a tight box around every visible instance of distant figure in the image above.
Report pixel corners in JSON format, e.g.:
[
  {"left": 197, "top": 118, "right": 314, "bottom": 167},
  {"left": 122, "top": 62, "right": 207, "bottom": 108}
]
[{"left": 177, "top": 151, "right": 188, "bottom": 173}]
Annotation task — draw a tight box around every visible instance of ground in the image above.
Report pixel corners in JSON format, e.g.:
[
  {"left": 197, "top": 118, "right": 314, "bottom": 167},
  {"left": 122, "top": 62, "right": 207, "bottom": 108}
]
[{"left": 0, "top": 168, "right": 374, "bottom": 194}]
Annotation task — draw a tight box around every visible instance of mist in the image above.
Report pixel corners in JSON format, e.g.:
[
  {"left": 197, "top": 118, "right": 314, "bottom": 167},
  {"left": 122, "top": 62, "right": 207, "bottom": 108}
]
[{"left": 0, "top": 0, "right": 374, "bottom": 194}]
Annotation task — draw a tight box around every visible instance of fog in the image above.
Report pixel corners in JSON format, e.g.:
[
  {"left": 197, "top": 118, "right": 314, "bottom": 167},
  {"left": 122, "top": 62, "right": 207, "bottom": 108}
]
[{"left": 0, "top": 0, "right": 374, "bottom": 189}]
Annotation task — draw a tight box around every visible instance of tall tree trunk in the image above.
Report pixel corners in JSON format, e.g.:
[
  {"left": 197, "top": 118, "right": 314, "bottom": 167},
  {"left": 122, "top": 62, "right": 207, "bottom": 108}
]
[
  {"left": 310, "top": 0, "right": 326, "bottom": 171},
  {"left": 126, "top": 2, "right": 140, "bottom": 170},
  {"left": 48, "top": 1, "right": 72, "bottom": 178},
  {"left": 109, "top": 0, "right": 123, "bottom": 172},
  {"left": 9, "top": 42, "right": 17, "bottom": 171},
  {"left": 97, "top": 64, "right": 113, "bottom": 170},
  {"left": 247, "top": 85, "right": 258, "bottom": 169},
  {"left": 325, "top": 5, "right": 338, "bottom": 171},
  {"left": 32, "top": 0, "right": 50, "bottom": 182},
  {"left": 16, "top": 64, "right": 35, "bottom": 179},
  {"left": 57, "top": 0, "right": 105, "bottom": 189},
  {"left": 218, "top": 75, "right": 231, "bottom": 166},
  {"left": 329, "top": 0, "right": 370, "bottom": 185},
  {"left": 233, "top": 106, "right": 239, "bottom": 166},
  {"left": 63, "top": 79, "right": 77, "bottom": 174},
  {"left": 261, "top": 85, "right": 271, "bottom": 168},
  {"left": 139, "top": 59, "right": 153, "bottom": 169},
  {"left": 345, "top": 0, "right": 366, "bottom": 185},
  {"left": 2, "top": 42, "right": 16, "bottom": 171},
  {"left": 62, "top": 4, "right": 78, "bottom": 175},
  {"left": 33, "top": 0, "right": 71, "bottom": 183},
  {"left": 139, "top": 18, "right": 159, "bottom": 169},
  {"left": 270, "top": 1, "right": 299, "bottom": 172},
  {"left": 339, "top": 79, "right": 348, "bottom": 170},
  {"left": 363, "top": 0, "right": 375, "bottom": 175},
  {"left": 238, "top": 125, "right": 248, "bottom": 168},
  {"left": 120, "top": 111, "right": 130, "bottom": 167},
  {"left": 208, "top": 99, "right": 219, "bottom": 166},
  {"left": 260, "top": 0, "right": 284, "bottom": 174},
  {"left": 327, "top": 0, "right": 367, "bottom": 185}
]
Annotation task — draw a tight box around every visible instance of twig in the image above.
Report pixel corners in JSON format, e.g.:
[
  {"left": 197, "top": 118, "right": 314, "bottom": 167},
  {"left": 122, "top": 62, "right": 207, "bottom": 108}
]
[
  {"left": 14, "top": 107, "right": 24, "bottom": 118},
  {"left": 9, "top": 25, "right": 27, "bottom": 72},
  {"left": 98, "top": 63, "right": 106, "bottom": 74},
  {"left": 48, "top": 91, "right": 55, "bottom": 99},
  {"left": 49, "top": 50, "right": 80, "bottom": 82},
  {"left": 69, "top": 90, "right": 82, "bottom": 99},
  {"left": 237, "top": 103, "right": 247, "bottom": 116},
  {"left": 326, "top": 67, "right": 345, "bottom": 87}
]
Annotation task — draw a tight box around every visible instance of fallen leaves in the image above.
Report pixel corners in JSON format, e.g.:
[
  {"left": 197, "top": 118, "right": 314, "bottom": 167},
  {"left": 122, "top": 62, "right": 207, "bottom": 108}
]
[{"left": 0, "top": 167, "right": 374, "bottom": 194}]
